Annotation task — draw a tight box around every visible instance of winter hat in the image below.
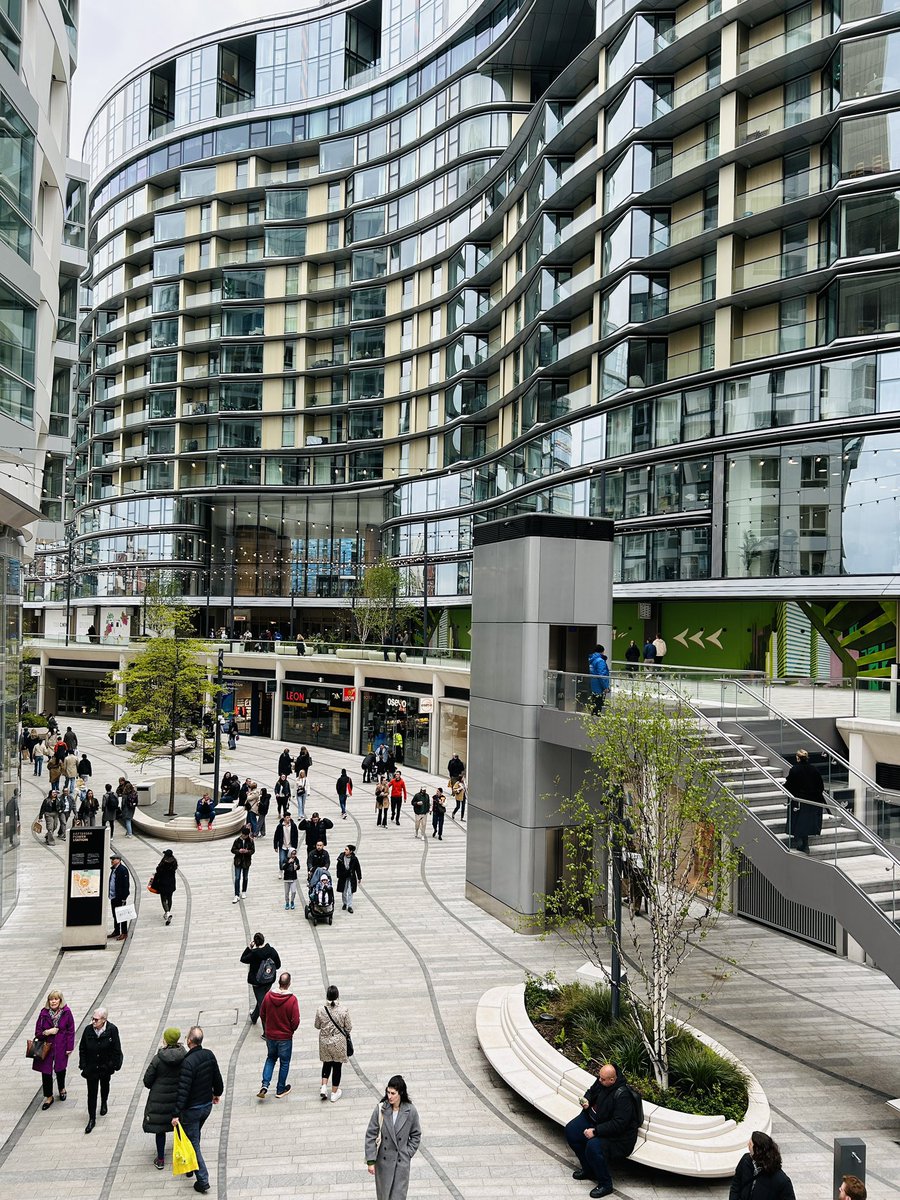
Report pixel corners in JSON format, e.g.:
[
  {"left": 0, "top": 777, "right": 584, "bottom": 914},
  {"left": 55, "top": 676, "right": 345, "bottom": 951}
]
[{"left": 163, "top": 1027, "right": 181, "bottom": 1046}]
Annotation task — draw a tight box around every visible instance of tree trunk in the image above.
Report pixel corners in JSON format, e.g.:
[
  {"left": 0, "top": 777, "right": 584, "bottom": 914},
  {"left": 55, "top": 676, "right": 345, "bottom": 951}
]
[{"left": 166, "top": 650, "right": 179, "bottom": 816}]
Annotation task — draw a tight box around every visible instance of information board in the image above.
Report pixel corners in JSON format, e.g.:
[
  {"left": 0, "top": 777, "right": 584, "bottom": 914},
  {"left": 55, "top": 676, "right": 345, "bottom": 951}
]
[{"left": 65, "top": 827, "right": 107, "bottom": 928}]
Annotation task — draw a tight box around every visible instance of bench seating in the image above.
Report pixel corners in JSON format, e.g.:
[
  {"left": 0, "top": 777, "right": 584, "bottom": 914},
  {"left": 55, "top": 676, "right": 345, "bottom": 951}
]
[{"left": 476, "top": 981, "right": 771, "bottom": 1179}]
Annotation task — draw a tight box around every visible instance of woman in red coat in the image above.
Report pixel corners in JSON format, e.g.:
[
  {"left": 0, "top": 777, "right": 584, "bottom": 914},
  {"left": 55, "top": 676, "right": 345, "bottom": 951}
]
[{"left": 33, "top": 988, "right": 76, "bottom": 1109}]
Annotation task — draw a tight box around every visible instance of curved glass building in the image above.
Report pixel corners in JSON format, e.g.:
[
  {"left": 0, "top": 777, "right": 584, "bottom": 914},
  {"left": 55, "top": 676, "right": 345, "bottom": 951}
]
[{"left": 47, "top": 0, "right": 900, "bottom": 671}]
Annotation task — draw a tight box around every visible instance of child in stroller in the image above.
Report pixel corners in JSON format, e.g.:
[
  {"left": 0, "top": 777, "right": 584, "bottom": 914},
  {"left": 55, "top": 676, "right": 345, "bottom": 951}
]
[{"left": 305, "top": 866, "right": 335, "bottom": 925}]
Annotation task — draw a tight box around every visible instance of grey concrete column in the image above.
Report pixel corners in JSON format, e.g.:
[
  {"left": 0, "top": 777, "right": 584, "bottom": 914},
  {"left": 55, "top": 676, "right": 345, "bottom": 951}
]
[{"left": 465, "top": 514, "right": 614, "bottom": 928}]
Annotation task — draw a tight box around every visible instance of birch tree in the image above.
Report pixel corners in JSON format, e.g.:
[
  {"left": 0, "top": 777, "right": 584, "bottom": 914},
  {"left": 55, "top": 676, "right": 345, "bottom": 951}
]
[
  {"left": 539, "top": 684, "right": 740, "bottom": 1088},
  {"left": 353, "top": 561, "right": 413, "bottom": 645}
]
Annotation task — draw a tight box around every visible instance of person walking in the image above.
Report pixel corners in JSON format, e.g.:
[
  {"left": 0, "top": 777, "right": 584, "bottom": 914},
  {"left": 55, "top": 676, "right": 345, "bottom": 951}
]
[
  {"left": 56, "top": 788, "right": 73, "bottom": 841},
  {"left": 652, "top": 633, "right": 667, "bottom": 668},
  {"left": 642, "top": 638, "right": 656, "bottom": 668},
  {"left": 102, "top": 784, "right": 118, "bottom": 838},
  {"left": 78, "top": 789, "right": 99, "bottom": 827},
  {"left": 728, "top": 1131, "right": 796, "bottom": 1200},
  {"left": 336, "top": 844, "right": 362, "bottom": 913},
  {"left": 120, "top": 782, "right": 137, "bottom": 837},
  {"left": 294, "top": 746, "right": 312, "bottom": 780},
  {"left": 273, "top": 812, "right": 299, "bottom": 873},
  {"left": 32, "top": 739, "right": 46, "bottom": 776},
  {"left": 79, "top": 1008, "right": 123, "bottom": 1134},
  {"left": 33, "top": 988, "right": 76, "bottom": 1109},
  {"left": 375, "top": 780, "right": 390, "bottom": 828},
  {"left": 283, "top": 849, "right": 300, "bottom": 909},
  {"left": 336, "top": 768, "right": 353, "bottom": 820},
  {"left": 230, "top": 824, "right": 255, "bottom": 902},
  {"left": 143, "top": 1028, "right": 186, "bottom": 1170},
  {"left": 38, "top": 790, "right": 59, "bottom": 844},
  {"left": 258, "top": 972, "right": 300, "bottom": 1099},
  {"left": 152, "top": 848, "right": 178, "bottom": 925},
  {"left": 77, "top": 752, "right": 92, "bottom": 787},
  {"left": 227, "top": 718, "right": 239, "bottom": 751},
  {"left": 63, "top": 725, "right": 78, "bottom": 752},
  {"left": 171, "top": 1026, "right": 223, "bottom": 1195},
  {"left": 389, "top": 771, "right": 407, "bottom": 825},
  {"left": 624, "top": 639, "right": 640, "bottom": 672},
  {"left": 784, "top": 749, "right": 824, "bottom": 854},
  {"left": 411, "top": 787, "right": 430, "bottom": 838},
  {"left": 306, "top": 840, "right": 330, "bottom": 878},
  {"left": 108, "top": 853, "right": 130, "bottom": 941},
  {"left": 257, "top": 788, "right": 270, "bottom": 839},
  {"left": 431, "top": 789, "right": 446, "bottom": 840},
  {"left": 241, "top": 931, "right": 282, "bottom": 1024},
  {"left": 588, "top": 644, "right": 610, "bottom": 714},
  {"left": 375, "top": 743, "right": 389, "bottom": 782},
  {"left": 315, "top": 984, "right": 352, "bottom": 1102},
  {"left": 274, "top": 773, "right": 292, "bottom": 818},
  {"left": 299, "top": 812, "right": 334, "bottom": 851},
  {"left": 277, "top": 747, "right": 293, "bottom": 777},
  {"left": 565, "top": 1062, "right": 641, "bottom": 1198},
  {"left": 295, "top": 770, "right": 308, "bottom": 820},
  {"left": 365, "top": 1075, "right": 422, "bottom": 1199},
  {"left": 450, "top": 777, "right": 467, "bottom": 822}
]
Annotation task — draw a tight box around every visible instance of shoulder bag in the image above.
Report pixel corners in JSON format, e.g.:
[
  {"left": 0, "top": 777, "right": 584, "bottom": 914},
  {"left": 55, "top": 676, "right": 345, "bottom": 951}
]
[{"left": 324, "top": 1005, "right": 354, "bottom": 1056}]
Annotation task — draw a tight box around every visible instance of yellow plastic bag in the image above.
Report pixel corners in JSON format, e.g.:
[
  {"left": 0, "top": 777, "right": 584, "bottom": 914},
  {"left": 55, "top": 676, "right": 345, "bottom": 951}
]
[{"left": 172, "top": 1123, "right": 199, "bottom": 1175}]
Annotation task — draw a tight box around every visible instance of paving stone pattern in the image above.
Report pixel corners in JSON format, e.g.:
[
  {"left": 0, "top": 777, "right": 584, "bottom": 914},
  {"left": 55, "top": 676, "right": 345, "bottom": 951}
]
[{"left": 1, "top": 723, "right": 899, "bottom": 1199}]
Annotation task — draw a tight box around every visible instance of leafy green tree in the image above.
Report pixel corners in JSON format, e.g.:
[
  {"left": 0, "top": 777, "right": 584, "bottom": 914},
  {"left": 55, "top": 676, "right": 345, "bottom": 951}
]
[
  {"left": 538, "top": 684, "right": 741, "bottom": 1089},
  {"left": 352, "top": 561, "right": 414, "bottom": 645},
  {"left": 101, "top": 595, "right": 213, "bottom": 814}
]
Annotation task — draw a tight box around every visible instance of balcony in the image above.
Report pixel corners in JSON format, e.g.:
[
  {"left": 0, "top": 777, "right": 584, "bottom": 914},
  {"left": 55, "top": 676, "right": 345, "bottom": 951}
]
[
  {"left": 667, "top": 276, "right": 712, "bottom": 312},
  {"left": 732, "top": 317, "right": 818, "bottom": 363},
  {"left": 732, "top": 245, "right": 821, "bottom": 292},
  {"left": 735, "top": 165, "right": 822, "bottom": 219},
  {"left": 309, "top": 271, "right": 350, "bottom": 293},
  {"left": 739, "top": 16, "right": 833, "bottom": 74},
  {"left": 737, "top": 91, "right": 825, "bottom": 147},
  {"left": 125, "top": 375, "right": 149, "bottom": 394},
  {"left": 185, "top": 325, "right": 222, "bottom": 344},
  {"left": 186, "top": 289, "right": 223, "bottom": 310}
]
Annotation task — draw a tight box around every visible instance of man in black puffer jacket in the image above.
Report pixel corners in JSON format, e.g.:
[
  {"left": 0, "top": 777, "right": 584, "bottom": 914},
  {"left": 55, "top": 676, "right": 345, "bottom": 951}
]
[
  {"left": 172, "top": 1026, "right": 223, "bottom": 1195},
  {"left": 565, "top": 1062, "right": 640, "bottom": 1198}
]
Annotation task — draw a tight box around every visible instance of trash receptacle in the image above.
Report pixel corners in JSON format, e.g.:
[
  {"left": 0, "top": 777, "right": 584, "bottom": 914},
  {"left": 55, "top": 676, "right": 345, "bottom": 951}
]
[{"left": 113, "top": 731, "right": 127, "bottom": 747}]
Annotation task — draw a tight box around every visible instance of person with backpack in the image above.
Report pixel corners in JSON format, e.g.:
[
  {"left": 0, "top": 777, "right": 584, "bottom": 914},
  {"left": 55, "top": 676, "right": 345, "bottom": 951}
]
[
  {"left": 240, "top": 932, "right": 282, "bottom": 1025},
  {"left": 565, "top": 1062, "right": 641, "bottom": 1198}
]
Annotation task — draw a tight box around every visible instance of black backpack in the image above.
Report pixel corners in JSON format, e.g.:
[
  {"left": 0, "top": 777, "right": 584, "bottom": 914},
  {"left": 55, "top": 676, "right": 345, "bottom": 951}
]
[
  {"left": 616, "top": 1083, "right": 644, "bottom": 1126},
  {"left": 256, "top": 956, "right": 277, "bottom": 987}
]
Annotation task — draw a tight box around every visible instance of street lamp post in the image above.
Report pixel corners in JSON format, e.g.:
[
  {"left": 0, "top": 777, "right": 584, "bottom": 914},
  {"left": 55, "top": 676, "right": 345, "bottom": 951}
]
[
  {"left": 212, "top": 648, "right": 224, "bottom": 808},
  {"left": 63, "top": 523, "right": 75, "bottom": 647}
]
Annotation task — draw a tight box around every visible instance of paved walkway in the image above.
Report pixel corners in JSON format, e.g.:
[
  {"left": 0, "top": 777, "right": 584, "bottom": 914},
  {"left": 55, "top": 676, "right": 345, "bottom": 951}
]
[{"left": 2, "top": 721, "right": 899, "bottom": 1200}]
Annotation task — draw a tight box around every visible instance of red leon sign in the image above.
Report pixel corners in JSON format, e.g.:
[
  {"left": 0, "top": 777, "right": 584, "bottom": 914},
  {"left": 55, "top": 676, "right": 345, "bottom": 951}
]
[{"left": 343, "top": 687, "right": 357, "bottom": 702}]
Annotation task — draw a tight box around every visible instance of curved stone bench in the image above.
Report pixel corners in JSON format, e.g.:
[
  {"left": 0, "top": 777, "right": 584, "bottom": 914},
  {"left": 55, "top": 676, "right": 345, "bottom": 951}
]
[
  {"left": 133, "top": 804, "right": 246, "bottom": 842},
  {"left": 476, "top": 981, "right": 770, "bottom": 1179}
]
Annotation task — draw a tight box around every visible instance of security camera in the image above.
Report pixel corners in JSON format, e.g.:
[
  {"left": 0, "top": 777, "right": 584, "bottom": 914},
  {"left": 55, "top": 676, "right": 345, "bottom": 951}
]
[{"left": 15, "top": 534, "right": 27, "bottom": 548}]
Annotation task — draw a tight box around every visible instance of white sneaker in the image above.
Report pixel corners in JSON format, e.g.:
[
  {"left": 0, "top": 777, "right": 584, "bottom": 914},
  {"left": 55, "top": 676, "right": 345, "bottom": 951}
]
[
  {"left": 319, "top": 1084, "right": 328, "bottom": 1098},
  {"left": 241, "top": 892, "right": 247, "bottom": 898},
  {"left": 330, "top": 1088, "right": 342, "bottom": 1102},
  {"left": 232, "top": 896, "right": 240, "bottom": 904}
]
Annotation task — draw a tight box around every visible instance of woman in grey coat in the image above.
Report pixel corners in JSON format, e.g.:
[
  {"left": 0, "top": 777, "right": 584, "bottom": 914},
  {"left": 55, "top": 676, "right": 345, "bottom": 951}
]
[
  {"left": 365, "top": 1075, "right": 421, "bottom": 1200},
  {"left": 142, "top": 1028, "right": 186, "bottom": 1170}
]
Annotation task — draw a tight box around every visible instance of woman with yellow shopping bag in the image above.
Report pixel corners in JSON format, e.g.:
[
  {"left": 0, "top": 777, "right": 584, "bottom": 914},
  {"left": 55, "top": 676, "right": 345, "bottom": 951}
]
[
  {"left": 142, "top": 1028, "right": 186, "bottom": 1170},
  {"left": 171, "top": 1026, "right": 224, "bottom": 1194}
]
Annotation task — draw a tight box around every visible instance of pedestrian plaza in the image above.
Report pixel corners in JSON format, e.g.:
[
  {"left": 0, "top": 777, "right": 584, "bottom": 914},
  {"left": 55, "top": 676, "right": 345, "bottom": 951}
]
[{"left": 1, "top": 723, "right": 899, "bottom": 1200}]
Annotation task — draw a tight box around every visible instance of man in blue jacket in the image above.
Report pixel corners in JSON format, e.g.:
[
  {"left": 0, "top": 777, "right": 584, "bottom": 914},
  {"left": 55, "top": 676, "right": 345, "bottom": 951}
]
[{"left": 587, "top": 645, "right": 610, "bottom": 714}]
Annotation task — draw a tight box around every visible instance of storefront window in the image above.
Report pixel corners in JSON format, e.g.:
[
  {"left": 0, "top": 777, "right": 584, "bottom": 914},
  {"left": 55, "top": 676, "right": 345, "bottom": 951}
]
[
  {"left": 438, "top": 702, "right": 468, "bottom": 771},
  {"left": 361, "top": 691, "right": 431, "bottom": 771},
  {"left": 281, "top": 683, "right": 351, "bottom": 751}
]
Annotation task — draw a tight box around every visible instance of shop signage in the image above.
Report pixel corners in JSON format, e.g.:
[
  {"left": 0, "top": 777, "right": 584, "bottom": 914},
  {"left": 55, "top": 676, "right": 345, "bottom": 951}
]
[
  {"left": 284, "top": 688, "right": 306, "bottom": 703},
  {"left": 343, "top": 687, "right": 357, "bottom": 702},
  {"left": 419, "top": 697, "right": 434, "bottom": 714},
  {"left": 386, "top": 696, "right": 407, "bottom": 712}
]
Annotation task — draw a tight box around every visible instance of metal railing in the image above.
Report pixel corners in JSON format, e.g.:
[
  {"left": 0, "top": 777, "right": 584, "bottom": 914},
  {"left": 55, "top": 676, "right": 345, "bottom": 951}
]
[{"left": 24, "top": 635, "right": 471, "bottom": 664}]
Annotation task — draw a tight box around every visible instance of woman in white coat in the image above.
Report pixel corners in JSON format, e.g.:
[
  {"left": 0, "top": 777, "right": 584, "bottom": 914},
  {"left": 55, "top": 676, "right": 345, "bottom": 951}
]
[{"left": 364, "top": 1075, "right": 421, "bottom": 1200}]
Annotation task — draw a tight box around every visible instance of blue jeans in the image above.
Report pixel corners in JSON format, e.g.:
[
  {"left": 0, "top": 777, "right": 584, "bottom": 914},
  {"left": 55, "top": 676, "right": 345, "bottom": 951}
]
[
  {"left": 33, "top": 757, "right": 43, "bottom": 776},
  {"left": 234, "top": 864, "right": 249, "bottom": 896},
  {"left": 123, "top": 815, "right": 133, "bottom": 836},
  {"left": 246, "top": 811, "right": 258, "bottom": 836},
  {"left": 278, "top": 846, "right": 289, "bottom": 870},
  {"left": 565, "top": 1112, "right": 613, "bottom": 1189},
  {"left": 180, "top": 1102, "right": 212, "bottom": 1187},
  {"left": 338, "top": 792, "right": 347, "bottom": 814},
  {"left": 342, "top": 879, "right": 353, "bottom": 908},
  {"left": 262, "top": 1038, "right": 293, "bottom": 1094}
]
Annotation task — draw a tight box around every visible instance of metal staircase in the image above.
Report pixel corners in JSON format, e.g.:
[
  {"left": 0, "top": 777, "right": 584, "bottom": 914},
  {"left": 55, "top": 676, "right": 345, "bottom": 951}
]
[{"left": 658, "top": 679, "right": 900, "bottom": 987}]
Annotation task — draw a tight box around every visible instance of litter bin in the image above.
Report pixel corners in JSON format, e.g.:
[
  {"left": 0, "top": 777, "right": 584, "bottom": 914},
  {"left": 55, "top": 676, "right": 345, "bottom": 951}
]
[{"left": 113, "top": 731, "right": 127, "bottom": 747}]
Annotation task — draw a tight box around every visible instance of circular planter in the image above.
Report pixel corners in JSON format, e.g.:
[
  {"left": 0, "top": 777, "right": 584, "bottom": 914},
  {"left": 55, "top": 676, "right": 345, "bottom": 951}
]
[{"left": 476, "top": 980, "right": 770, "bottom": 1179}]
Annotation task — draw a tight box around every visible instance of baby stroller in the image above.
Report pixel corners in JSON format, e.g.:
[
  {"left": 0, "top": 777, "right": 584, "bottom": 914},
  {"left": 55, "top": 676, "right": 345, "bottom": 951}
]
[
  {"left": 361, "top": 751, "right": 377, "bottom": 783},
  {"left": 305, "top": 867, "right": 334, "bottom": 925}
]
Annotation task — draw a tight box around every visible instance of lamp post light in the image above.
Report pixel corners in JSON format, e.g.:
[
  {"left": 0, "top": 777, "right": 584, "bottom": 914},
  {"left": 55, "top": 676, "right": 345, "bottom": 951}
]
[{"left": 212, "top": 648, "right": 224, "bottom": 807}]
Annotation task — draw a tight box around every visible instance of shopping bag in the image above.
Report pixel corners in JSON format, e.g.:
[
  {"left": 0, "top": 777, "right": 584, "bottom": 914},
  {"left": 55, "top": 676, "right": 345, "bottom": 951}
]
[
  {"left": 172, "top": 1124, "right": 199, "bottom": 1175},
  {"left": 115, "top": 902, "right": 138, "bottom": 923}
]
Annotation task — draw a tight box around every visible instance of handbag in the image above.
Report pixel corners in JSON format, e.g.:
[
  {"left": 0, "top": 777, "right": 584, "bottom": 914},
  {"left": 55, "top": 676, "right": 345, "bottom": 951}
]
[
  {"left": 325, "top": 1005, "right": 353, "bottom": 1057},
  {"left": 147, "top": 876, "right": 159, "bottom": 895},
  {"left": 26, "top": 1036, "right": 52, "bottom": 1061},
  {"left": 32, "top": 820, "right": 42, "bottom": 835},
  {"left": 115, "top": 901, "right": 138, "bottom": 922}
]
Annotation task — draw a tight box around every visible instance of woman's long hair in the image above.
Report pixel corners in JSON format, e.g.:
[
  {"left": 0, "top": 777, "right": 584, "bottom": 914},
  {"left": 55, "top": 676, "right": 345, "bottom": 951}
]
[
  {"left": 384, "top": 1074, "right": 410, "bottom": 1104},
  {"left": 750, "top": 1131, "right": 782, "bottom": 1174}
]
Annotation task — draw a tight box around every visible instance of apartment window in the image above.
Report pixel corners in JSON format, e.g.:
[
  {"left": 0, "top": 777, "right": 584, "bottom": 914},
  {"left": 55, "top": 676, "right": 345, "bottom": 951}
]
[
  {"left": 428, "top": 393, "right": 440, "bottom": 427},
  {"left": 198, "top": 239, "right": 211, "bottom": 269},
  {"left": 430, "top": 307, "right": 441, "bottom": 338},
  {"left": 328, "top": 181, "right": 341, "bottom": 212},
  {"left": 200, "top": 203, "right": 212, "bottom": 232},
  {"left": 265, "top": 227, "right": 306, "bottom": 257},
  {"left": 401, "top": 276, "right": 414, "bottom": 308},
  {"left": 282, "top": 378, "right": 296, "bottom": 408},
  {"left": 150, "top": 354, "right": 177, "bottom": 383},
  {"left": 702, "top": 185, "right": 718, "bottom": 232},
  {"left": 153, "top": 283, "right": 180, "bottom": 312},
  {"left": 235, "top": 159, "right": 249, "bottom": 188},
  {"left": 180, "top": 166, "right": 216, "bottom": 197},
  {"left": 283, "top": 339, "right": 296, "bottom": 369},
  {"left": 779, "top": 297, "right": 809, "bottom": 352},
  {"left": 284, "top": 302, "right": 298, "bottom": 333},
  {"left": 282, "top": 415, "right": 296, "bottom": 446},
  {"left": 153, "top": 246, "right": 185, "bottom": 276},
  {"left": 154, "top": 210, "right": 185, "bottom": 241},
  {"left": 783, "top": 150, "right": 810, "bottom": 202},
  {"left": 265, "top": 188, "right": 307, "bottom": 220},
  {"left": 401, "top": 317, "right": 413, "bottom": 350},
  {"left": 785, "top": 76, "right": 811, "bottom": 126},
  {"left": 398, "top": 400, "right": 411, "bottom": 434},
  {"left": 326, "top": 220, "right": 341, "bottom": 250},
  {"left": 285, "top": 265, "right": 300, "bottom": 295},
  {"left": 399, "top": 358, "right": 412, "bottom": 391},
  {"left": 427, "top": 435, "right": 439, "bottom": 469},
  {"left": 431, "top": 264, "right": 443, "bottom": 296}
]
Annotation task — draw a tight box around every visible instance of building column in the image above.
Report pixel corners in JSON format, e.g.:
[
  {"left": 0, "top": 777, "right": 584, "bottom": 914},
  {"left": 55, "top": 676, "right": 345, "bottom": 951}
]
[
  {"left": 430, "top": 671, "right": 445, "bottom": 775},
  {"left": 350, "top": 664, "right": 365, "bottom": 752},
  {"left": 272, "top": 658, "right": 286, "bottom": 740}
]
